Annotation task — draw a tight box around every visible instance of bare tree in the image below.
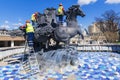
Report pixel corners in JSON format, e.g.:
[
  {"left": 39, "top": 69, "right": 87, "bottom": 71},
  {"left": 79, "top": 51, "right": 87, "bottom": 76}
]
[{"left": 95, "top": 10, "right": 120, "bottom": 42}]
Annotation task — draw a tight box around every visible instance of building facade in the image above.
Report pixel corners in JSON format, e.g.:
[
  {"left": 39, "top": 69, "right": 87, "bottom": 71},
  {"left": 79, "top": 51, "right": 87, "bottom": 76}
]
[
  {"left": 88, "top": 23, "right": 107, "bottom": 43},
  {"left": 0, "top": 30, "right": 25, "bottom": 47}
]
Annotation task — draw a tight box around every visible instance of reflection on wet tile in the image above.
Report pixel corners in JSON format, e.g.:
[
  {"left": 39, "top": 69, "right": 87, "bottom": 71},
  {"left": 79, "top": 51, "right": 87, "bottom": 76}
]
[{"left": 0, "top": 52, "right": 120, "bottom": 80}]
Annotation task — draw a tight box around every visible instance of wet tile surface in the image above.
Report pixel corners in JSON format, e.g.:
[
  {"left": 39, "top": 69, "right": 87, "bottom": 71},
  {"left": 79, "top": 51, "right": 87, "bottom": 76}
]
[{"left": 0, "top": 52, "right": 120, "bottom": 80}]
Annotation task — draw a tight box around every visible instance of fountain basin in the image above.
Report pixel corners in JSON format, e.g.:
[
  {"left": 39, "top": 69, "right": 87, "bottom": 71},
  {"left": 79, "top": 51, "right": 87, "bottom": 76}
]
[{"left": 0, "top": 51, "right": 120, "bottom": 80}]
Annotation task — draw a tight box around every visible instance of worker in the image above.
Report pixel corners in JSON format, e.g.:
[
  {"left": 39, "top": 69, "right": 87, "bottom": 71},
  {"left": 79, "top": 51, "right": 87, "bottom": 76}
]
[
  {"left": 57, "top": 3, "right": 65, "bottom": 24},
  {"left": 25, "top": 20, "right": 34, "bottom": 47},
  {"left": 31, "top": 12, "right": 38, "bottom": 26}
]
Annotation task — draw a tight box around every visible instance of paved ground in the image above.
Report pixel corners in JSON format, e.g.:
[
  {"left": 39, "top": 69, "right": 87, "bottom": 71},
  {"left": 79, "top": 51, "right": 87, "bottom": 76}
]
[{"left": 0, "top": 52, "right": 120, "bottom": 80}]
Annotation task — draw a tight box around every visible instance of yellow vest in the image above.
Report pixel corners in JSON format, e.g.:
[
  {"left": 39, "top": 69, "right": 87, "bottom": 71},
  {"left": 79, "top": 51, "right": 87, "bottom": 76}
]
[
  {"left": 31, "top": 14, "right": 36, "bottom": 21},
  {"left": 26, "top": 23, "right": 34, "bottom": 33},
  {"left": 58, "top": 6, "right": 64, "bottom": 15}
]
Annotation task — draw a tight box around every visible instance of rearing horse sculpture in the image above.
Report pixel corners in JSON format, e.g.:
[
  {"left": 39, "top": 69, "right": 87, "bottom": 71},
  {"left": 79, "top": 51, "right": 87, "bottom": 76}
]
[
  {"left": 53, "top": 5, "right": 85, "bottom": 46},
  {"left": 15, "top": 5, "right": 85, "bottom": 51}
]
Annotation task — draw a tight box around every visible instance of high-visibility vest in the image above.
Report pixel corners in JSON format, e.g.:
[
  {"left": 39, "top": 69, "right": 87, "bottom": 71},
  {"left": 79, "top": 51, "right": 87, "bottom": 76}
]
[
  {"left": 58, "top": 6, "right": 64, "bottom": 15},
  {"left": 31, "top": 14, "right": 36, "bottom": 21},
  {"left": 26, "top": 23, "right": 34, "bottom": 33}
]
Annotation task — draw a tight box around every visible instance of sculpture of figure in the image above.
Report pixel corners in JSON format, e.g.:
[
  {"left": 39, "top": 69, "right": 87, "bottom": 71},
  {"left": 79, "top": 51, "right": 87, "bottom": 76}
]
[
  {"left": 33, "top": 8, "right": 56, "bottom": 51},
  {"left": 13, "top": 5, "right": 85, "bottom": 51},
  {"left": 53, "top": 5, "right": 85, "bottom": 47}
]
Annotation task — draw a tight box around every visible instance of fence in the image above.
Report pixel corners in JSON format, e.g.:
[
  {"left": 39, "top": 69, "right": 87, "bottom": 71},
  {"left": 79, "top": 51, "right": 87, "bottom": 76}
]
[{"left": 76, "top": 44, "right": 120, "bottom": 52}]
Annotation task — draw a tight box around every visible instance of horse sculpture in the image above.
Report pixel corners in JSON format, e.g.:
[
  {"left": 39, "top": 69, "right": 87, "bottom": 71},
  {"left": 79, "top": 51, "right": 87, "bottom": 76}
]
[
  {"left": 53, "top": 5, "right": 85, "bottom": 46},
  {"left": 33, "top": 5, "right": 85, "bottom": 51},
  {"left": 33, "top": 8, "right": 56, "bottom": 51},
  {"left": 12, "top": 5, "right": 85, "bottom": 52}
]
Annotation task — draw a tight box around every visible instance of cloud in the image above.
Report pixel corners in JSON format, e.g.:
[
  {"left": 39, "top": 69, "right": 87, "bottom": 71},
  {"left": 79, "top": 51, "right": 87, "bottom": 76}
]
[
  {"left": 0, "top": 24, "right": 10, "bottom": 29},
  {"left": 12, "top": 22, "right": 23, "bottom": 27},
  {"left": 77, "top": 0, "right": 97, "bottom": 6},
  {"left": 5, "top": 20, "right": 9, "bottom": 24},
  {"left": 0, "top": 20, "right": 23, "bottom": 30},
  {"left": 12, "top": 22, "right": 23, "bottom": 29},
  {"left": 105, "top": 0, "right": 120, "bottom": 4},
  {"left": 0, "top": 20, "right": 10, "bottom": 29},
  {"left": 18, "top": 19, "right": 22, "bottom": 22}
]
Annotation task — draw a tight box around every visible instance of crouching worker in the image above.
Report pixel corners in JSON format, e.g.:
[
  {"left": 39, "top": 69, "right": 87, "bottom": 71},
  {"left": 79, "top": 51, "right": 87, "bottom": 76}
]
[
  {"left": 31, "top": 12, "right": 39, "bottom": 27},
  {"left": 25, "top": 20, "right": 34, "bottom": 47}
]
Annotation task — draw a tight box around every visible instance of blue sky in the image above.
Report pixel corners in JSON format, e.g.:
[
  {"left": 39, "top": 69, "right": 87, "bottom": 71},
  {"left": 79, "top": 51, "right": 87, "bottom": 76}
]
[{"left": 0, "top": 0, "right": 120, "bottom": 30}]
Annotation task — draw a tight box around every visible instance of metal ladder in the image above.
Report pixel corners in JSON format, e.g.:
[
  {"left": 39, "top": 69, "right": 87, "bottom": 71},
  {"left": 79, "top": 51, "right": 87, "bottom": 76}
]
[{"left": 20, "top": 40, "right": 40, "bottom": 80}]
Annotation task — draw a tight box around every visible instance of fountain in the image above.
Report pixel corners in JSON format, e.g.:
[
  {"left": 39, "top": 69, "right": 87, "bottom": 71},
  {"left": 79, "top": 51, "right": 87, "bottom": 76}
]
[{"left": 0, "top": 4, "right": 120, "bottom": 80}]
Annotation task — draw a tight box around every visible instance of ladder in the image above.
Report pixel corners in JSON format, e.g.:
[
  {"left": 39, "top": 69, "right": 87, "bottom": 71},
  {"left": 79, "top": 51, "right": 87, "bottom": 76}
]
[{"left": 20, "top": 40, "right": 40, "bottom": 80}]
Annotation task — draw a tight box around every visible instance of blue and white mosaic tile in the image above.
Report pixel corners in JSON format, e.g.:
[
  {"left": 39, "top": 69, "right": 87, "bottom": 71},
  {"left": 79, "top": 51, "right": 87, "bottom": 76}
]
[{"left": 0, "top": 52, "right": 120, "bottom": 80}]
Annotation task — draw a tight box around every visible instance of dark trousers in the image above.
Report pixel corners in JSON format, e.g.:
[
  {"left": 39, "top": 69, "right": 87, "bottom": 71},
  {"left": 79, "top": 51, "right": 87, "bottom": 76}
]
[
  {"left": 58, "top": 15, "right": 63, "bottom": 24},
  {"left": 26, "top": 32, "right": 34, "bottom": 47},
  {"left": 31, "top": 20, "right": 38, "bottom": 27},
  {"left": 31, "top": 20, "right": 35, "bottom": 26}
]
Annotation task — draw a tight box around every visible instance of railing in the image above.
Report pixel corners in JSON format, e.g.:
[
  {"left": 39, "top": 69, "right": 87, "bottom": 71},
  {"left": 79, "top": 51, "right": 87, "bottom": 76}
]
[
  {"left": 76, "top": 44, "right": 120, "bottom": 52},
  {"left": 0, "top": 46, "right": 27, "bottom": 61},
  {"left": 0, "top": 44, "right": 120, "bottom": 61}
]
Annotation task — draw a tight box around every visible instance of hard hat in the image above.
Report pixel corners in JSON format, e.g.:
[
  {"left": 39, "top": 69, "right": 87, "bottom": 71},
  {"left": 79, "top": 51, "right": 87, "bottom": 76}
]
[
  {"left": 59, "top": 3, "right": 62, "bottom": 6},
  {"left": 26, "top": 20, "right": 30, "bottom": 23},
  {"left": 35, "top": 12, "right": 38, "bottom": 14}
]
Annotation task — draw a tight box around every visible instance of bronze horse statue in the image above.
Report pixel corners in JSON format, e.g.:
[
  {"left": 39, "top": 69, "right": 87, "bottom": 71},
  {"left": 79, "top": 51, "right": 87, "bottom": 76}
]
[
  {"left": 17, "top": 5, "right": 85, "bottom": 51},
  {"left": 53, "top": 5, "right": 85, "bottom": 46},
  {"left": 33, "top": 9, "right": 54, "bottom": 51},
  {"left": 33, "top": 8, "right": 58, "bottom": 51},
  {"left": 34, "top": 5, "right": 85, "bottom": 51}
]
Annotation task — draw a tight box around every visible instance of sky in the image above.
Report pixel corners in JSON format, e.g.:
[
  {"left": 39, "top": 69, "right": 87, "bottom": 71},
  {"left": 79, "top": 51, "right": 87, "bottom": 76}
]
[{"left": 0, "top": 0, "right": 120, "bottom": 30}]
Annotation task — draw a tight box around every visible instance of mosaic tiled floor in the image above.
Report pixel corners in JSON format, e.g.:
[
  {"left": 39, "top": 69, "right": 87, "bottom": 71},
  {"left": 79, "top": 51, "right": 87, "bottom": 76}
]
[{"left": 0, "top": 52, "right": 120, "bottom": 80}]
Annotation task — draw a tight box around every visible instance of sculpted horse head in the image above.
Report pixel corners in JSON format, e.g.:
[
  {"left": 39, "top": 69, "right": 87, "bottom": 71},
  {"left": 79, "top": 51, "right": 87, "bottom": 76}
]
[
  {"left": 53, "top": 5, "right": 85, "bottom": 46},
  {"left": 44, "top": 8, "right": 57, "bottom": 23},
  {"left": 65, "top": 5, "right": 85, "bottom": 26}
]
